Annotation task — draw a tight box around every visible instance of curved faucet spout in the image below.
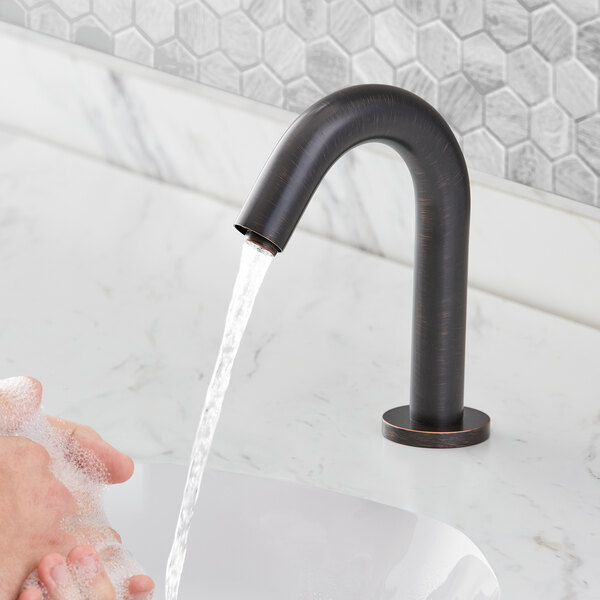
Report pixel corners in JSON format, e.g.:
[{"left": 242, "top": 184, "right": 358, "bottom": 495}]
[{"left": 235, "top": 84, "right": 489, "bottom": 448}]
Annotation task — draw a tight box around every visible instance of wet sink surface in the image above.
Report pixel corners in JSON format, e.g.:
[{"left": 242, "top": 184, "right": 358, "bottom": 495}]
[{"left": 106, "top": 463, "right": 499, "bottom": 599}]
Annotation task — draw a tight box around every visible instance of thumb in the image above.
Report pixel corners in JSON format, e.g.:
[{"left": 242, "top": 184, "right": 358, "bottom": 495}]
[{"left": 0, "top": 376, "right": 43, "bottom": 434}]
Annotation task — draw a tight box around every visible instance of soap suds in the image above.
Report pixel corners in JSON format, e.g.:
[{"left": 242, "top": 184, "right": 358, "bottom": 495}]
[{"left": 0, "top": 376, "right": 146, "bottom": 599}]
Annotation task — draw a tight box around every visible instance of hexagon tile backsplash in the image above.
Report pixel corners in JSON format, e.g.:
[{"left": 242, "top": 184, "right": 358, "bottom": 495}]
[{"left": 1, "top": 0, "right": 599, "bottom": 208}]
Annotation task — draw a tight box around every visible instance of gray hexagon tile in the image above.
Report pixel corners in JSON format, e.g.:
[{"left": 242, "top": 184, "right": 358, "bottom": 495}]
[
  {"left": 114, "top": 28, "right": 154, "bottom": 67},
  {"left": 373, "top": 8, "right": 415, "bottom": 66},
  {"left": 29, "top": 5, "right": 70, "bottom": 40},
  {"left": 485, "top": 88, "right": 528, "bottom": 146},
  {"left": 439, "top": 74, "right": 483, "bottom": 133},
  {"left": 440, "top": 0, "right": 483, "bottom": 38},
  {"left": 330, "top": 0, "right": 370, "bottom": 53},
  {"left": 155, "top": 40, "right": 197, "bottom": 79},
  {"left": 352, "top": 49, "right": 394, "bottom": 85},
  {"left": 577, "top": 115, "right": 600, "bottom": 173},
  {"left": 179, "top": 2, "right": 219, "bottom": 57},
  {"left": 485, "top": 0, "right": 529, "bottom": 51},
  {"left": 463, "top": 33, "right": 505, "bottom": 94},
  {"left": 554, "top": 156, "right": 597, "bottom": 205},
  {"left": 577, "top": 19, "right": 600, "bottom": 79},
  {"left": 508, "top": 141, "right": 553, "bottom": 191},
  {"left": 198, "top": 51, "right": 240, "bottom": 93},
  {"left": 94, "top": 0, "right": 132, "bottom": 32},
  {"left": 520, "top": 0, "right": 548, "bottom": 8},
  {"left": 73, "top": 17, "right": 113, "bottom": 53},
  {"left": 307, "top": 38, "right": 350, "bottom": 94},
  {"left": 0, "top": 1, "right": 26, "bottom": 26},
  {"left": 555, "top": 59, "right": 598, "bottom": 119},
  {"left": 286, "top": 0, "right": 327, "bottom": 41},
  {"left": 556, "top": 0, "right": 599, "bottom": 23},
  {"left": 243, "top": 65, "right": 284, "bottom": 106},
  {"left": 532, "top": 5, "right": 574, "bottom": 62},
  {"left": 507, "top": 46, "right": 550, "bottom": 105},
  {"left": 418, "top": 22, "right": 459, "bottom": 80},
  {"left": 221, "top": 12, "right": 260, "bottom": 67},
  {"left": 531, "top": 100, "right": 571, "bottom": 159},
  {"left": 204, "top": 0, "right": 240, "bottom": 16},
  {"left": 359, "top": 0, "right": 394, "bottom": 13},
  {"left": 395, "top": 63, "right": 437, "bottom": 107},
  {"left": 53, "top": 0, "right": 89, "bottom": 19},
  {"left": 243, "top": 0, "right": 283, "bottom": 28},
  {"left": 136, "top": 0, "right": 175, "bottom": 45},
  {"left": 285, "top": 76, "right": 323, "bottom": 112},
  {"left": 396, "top": 0, "right": 439, "bottom": 24},
  {"left": 5, "top": 0, "right": 600, "bottom": 207},
  {"left": 264, "top": 23, "right": 304, "bottom": 82},
  {"left": 463, "top": 129, "right": 506, "bottom": 177}
]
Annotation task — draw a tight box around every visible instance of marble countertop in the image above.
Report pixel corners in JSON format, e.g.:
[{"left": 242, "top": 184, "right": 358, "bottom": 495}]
[{"left": 1, "top": 129, "right": 599, "bottom": 599}]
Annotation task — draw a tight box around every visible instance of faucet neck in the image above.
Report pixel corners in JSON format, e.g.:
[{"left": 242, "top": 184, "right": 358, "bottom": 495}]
[{"left": 236, "top": 85, "right": 469, "bottom": 254}]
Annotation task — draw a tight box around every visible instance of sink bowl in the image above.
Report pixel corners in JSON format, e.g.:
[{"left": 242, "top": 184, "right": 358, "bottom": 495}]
[{"left": 106, "top": 463, "right": 499, "bottom": 599}]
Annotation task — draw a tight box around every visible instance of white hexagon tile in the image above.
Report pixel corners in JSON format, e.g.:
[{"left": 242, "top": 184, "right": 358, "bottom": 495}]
[{"left": 0, "top": 0, "right": 599, "bottom": 207}]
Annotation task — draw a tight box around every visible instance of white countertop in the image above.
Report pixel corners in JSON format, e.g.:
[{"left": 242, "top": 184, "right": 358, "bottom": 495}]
[{"left": 1, "top": 129, "right": 599, "bottom": 599}]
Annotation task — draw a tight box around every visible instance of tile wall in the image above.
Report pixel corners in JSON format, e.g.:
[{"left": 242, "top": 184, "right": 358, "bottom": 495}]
[{"left": 1, "top": 0, "right": 599, "bottom": 207}]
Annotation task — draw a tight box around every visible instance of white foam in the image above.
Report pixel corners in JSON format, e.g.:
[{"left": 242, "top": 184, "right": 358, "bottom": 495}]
[{"left": 0, "top": 377, "right": 147, "bottom": 599}]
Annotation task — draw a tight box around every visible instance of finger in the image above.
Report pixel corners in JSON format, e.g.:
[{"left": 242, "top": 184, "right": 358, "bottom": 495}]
[
  {"left": 76, "top": 524, "right": 123, "bottom": 547},
  {"left": 127, "top": 574, "right": 155, "bottom": 599},
  {"left": 73, "top": 525, "right": 125, "bottom": 568},
  {"left": 0, "top": 376, "right": 42, "bottom": 433},
  {"left": 47, "top": 416, "right": 134, "bottom": 484},
  {"left": 37, "top": 553, "right": 79, "bottom": 600},
  {"left": 17, "top": 590, "right": 43, "bottom": 600},
  {"left": 108, "top": 527, "right": 122, "bottom": 545},
  {"left": 67, "top": 546, "right": 115, "bottom": 600}
]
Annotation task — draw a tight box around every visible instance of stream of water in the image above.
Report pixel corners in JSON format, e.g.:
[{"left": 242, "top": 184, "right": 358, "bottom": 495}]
[{"left": 165, "top": 239, "right": 274, "bottom": 600}]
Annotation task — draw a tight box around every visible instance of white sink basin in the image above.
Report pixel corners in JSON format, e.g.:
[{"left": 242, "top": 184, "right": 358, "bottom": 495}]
[{"left": 106, "top": 464, "right": 499, "bottom": 599}]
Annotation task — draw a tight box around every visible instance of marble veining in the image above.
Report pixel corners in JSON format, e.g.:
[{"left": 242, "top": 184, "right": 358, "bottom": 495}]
[{"left": 0, "top": 130, "right": 599, "bottom": 598}]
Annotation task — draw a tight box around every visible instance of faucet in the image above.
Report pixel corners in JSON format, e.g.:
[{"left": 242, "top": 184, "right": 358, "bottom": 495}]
[{"left": 235, "top": 84, "right": 490, "bottom": 449}]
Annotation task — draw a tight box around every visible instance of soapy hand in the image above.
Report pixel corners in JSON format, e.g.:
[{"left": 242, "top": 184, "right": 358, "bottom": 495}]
[
  {"left": 0, "top": 376, "right": 154, "bottom": 599},
  {"left": 16, "top": 546, "right": 154, "bottom": 600}
]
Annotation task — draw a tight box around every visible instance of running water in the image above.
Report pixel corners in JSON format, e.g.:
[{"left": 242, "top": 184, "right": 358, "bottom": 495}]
[{"left": 165, "top": 239, "right": 274, "bottom": 600}]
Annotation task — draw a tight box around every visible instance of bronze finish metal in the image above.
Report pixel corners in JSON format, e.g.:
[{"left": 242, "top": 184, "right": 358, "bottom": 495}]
[
  {"left": 245, "top": 231, "right": 279, "bottom": 255},
  {"left": 234, "top": 84, "right": 491, "bottom": 448},
  {"left": 382, "top": 406, "right": 490, "bottom": 448}
]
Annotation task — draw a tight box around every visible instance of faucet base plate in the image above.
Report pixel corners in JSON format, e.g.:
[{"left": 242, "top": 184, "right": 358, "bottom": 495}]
[{"left": 382, "top": 406, "right": 490, "bottom": 448}]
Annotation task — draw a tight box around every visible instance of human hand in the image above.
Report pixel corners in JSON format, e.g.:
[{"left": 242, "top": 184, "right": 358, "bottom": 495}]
[
  {"left": 17, "top": 546, "right": 154, "bottom": 600},
  {"left": 0, "top": 376, "right": 134, "bottom": 485},
  {"left": 0, "top": 376, "right": 154, "bottom": 599}
]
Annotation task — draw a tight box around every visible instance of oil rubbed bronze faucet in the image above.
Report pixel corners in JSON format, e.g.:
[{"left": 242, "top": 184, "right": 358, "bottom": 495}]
[{"left": 235, "top": 84, "right": 490, "bottom": 449}]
